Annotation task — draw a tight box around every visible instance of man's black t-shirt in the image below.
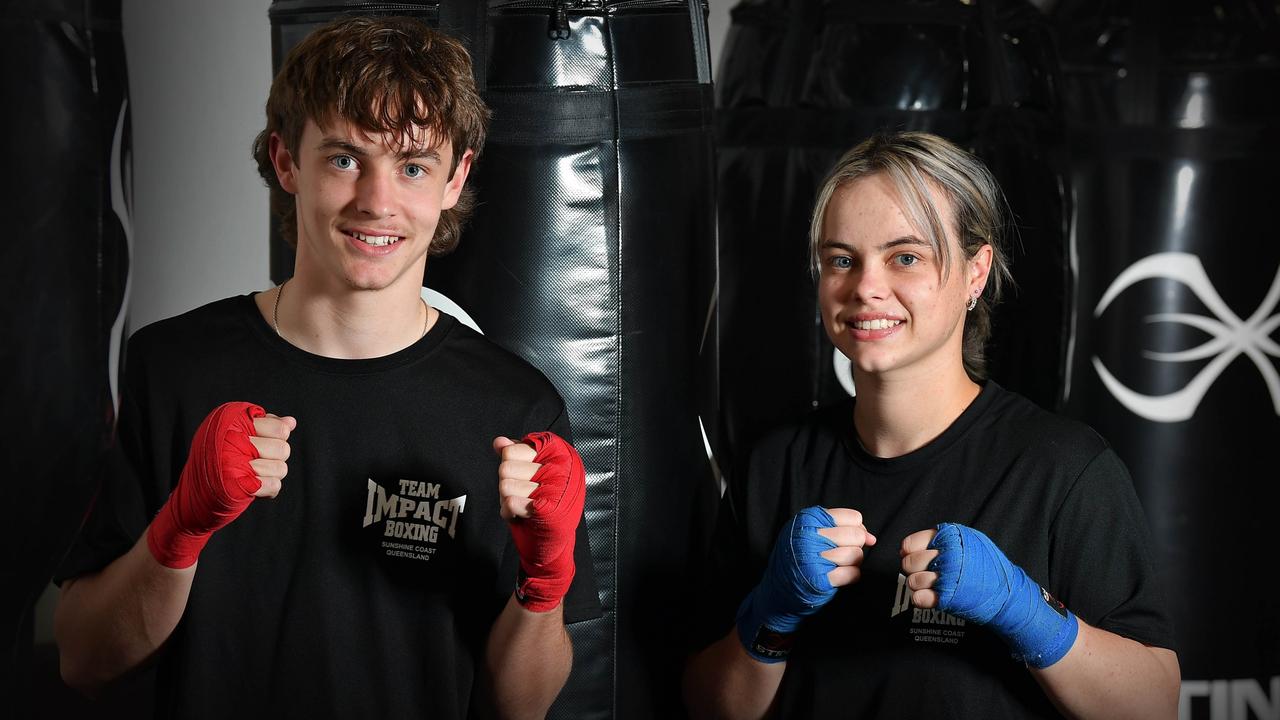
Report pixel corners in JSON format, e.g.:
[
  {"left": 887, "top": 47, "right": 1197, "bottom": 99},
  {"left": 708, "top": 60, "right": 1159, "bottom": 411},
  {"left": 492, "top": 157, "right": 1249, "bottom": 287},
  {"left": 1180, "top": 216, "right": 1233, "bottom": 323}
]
[
  {"left": 696, "top": 382, "right": 1173, "bottom": 718},
  {"left": 56, "top": 294, "right": 600, "bottom": 719}
]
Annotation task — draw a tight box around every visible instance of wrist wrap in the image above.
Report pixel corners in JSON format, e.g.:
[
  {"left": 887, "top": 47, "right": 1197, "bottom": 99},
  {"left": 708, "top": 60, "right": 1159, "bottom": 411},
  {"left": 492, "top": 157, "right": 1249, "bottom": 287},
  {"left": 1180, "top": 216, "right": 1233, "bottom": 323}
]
[
  {"left": 929, "top": 523, "right": 1079, "bottom": 668},
  {"left": 146, "top": 402, "right": 265, "bottom": 569},
  {"left": 735, "top": 506, "right": 837, "bottom": 663},
  {"left": 509, "top": 432, "right": 585, "bottom": 612}
]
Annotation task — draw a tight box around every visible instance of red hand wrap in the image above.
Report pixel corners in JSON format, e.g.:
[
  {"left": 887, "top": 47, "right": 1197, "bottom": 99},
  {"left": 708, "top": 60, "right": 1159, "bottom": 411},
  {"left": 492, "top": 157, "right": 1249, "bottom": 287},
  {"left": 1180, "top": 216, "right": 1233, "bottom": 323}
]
[
  {"left": 146, "top": 401, "right": 266, "bottom": 569},
  {"left": 509, "top": 431, "right": 586, "bottom": 612}
]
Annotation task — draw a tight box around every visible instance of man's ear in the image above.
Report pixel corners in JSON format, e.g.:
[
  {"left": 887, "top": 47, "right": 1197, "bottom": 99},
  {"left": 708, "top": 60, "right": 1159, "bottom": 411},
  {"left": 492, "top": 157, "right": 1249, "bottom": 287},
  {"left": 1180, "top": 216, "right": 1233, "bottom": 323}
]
[
  {"left": 441, "top": 148, "right": 474, "bottom": 210},
  {"left": 269, "top": 132, "right": 299, "bottom": 194}
]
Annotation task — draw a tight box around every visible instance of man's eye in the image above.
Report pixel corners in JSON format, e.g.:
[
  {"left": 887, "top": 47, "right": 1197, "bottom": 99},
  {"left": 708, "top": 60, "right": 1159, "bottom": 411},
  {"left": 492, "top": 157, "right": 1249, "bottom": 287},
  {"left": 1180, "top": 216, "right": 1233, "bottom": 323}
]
[
  {"left": 895, "top": 254, "right": 918, "bottom": 267},
  {"left": 404, "top": 164, "right": 425, "bottom": 179},
  {"left": 829, "top": 256, "right": 852, "bottom": 269},
  {"left": 331, "top": 155, "right": 355, "bottom": 170}
]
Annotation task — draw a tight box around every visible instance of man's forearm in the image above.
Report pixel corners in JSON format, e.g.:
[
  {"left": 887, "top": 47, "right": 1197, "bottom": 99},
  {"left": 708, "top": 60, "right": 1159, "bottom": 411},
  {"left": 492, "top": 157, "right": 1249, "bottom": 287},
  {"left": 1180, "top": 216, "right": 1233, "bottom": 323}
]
[
  {"left": 484, "top": 594, "right": 572, "bottom": 719},
  {"left": 1033, "top": 620, "right": 1180, "bottom": 719},
  {"left": 54, "top": 531, "right": 194, "bottom": 694}
]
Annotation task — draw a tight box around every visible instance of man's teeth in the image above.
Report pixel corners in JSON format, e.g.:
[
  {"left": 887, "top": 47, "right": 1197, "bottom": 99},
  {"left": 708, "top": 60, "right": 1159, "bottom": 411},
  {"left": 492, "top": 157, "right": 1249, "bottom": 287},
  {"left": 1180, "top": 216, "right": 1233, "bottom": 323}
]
[
  {"left": 853, "top": 319, "right": 902, "bottom": 331},
  {"left": 351, "top": 231, "right": 400, "bottom": 246}
]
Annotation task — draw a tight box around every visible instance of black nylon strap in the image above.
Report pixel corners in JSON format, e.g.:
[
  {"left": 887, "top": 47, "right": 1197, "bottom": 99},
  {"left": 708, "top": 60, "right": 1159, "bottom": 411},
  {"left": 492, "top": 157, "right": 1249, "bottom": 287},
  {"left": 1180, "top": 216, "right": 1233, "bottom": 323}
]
[
  {"left": 1067, "top": 122, "right": 1280, "bottom": 160},
  {"left": 716, "top": 105, "right": 1059, "bottom": 148},
  {"left": 487, "top": 84, "right": 715, "bottom": 144},
  {"left": 439, "top": 0, "right": 488, "bottom": 91},
  {"left": 823, "top": 0, "right": 974, "bottom": 26}
]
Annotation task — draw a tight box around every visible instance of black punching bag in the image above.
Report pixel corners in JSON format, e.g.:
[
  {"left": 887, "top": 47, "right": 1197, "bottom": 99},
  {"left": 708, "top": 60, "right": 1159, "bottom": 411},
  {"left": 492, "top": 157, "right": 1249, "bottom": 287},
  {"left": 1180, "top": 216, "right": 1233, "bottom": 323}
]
[
  {"left": 716, "top": 0, "right": 1070, "bottom": 476},
  {"left": 267, "top": 3, "right": 718, "bottom": 718},
  {"left": 1055, "top": 0, "right": 1280, "bottom": 714},
  {"left": 0, "top": 0, "right": 131, "bottom": 710}
]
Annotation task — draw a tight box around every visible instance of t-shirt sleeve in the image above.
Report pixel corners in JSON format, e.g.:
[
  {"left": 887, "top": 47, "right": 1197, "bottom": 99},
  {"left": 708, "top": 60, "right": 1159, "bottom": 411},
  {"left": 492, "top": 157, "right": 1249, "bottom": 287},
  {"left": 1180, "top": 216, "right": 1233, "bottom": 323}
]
[{"left": 1049, "top": 447, "right": 1175, "bottom": 651}]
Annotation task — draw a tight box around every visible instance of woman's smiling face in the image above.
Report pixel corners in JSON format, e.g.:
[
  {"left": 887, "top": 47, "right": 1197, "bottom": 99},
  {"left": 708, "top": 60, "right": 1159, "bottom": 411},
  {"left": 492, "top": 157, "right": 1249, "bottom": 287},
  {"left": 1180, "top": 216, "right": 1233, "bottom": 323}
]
[{"left": 817, "top": 172, "right": 990, "bottom": 380}]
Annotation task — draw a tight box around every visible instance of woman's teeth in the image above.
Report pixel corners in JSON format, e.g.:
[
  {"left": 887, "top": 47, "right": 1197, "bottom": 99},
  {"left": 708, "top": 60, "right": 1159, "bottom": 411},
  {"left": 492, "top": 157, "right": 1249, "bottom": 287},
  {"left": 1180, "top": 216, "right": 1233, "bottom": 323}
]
[{"left": 853, "top": 319, "right": 901, "bottom": 330}]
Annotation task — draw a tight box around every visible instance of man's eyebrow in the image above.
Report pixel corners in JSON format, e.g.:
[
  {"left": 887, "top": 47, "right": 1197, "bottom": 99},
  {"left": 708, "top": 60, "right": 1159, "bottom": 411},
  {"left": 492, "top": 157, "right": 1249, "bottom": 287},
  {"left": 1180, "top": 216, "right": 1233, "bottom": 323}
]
[
  {"left": 314, "top": 139, "right": 442, "bottom": 165},
  {"left": 399, "top": 148, "right": 442, "bottom": 164},
  {"left": 317, "top": 139, "right": 367, "bottom": 156}
]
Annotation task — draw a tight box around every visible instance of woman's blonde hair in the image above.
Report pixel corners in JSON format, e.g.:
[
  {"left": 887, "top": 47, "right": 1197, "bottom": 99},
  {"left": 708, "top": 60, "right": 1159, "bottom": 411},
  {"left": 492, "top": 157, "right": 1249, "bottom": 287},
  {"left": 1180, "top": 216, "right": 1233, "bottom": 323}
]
[{"left": 809, "top": 131, "right": 1014, "bottom": 379}]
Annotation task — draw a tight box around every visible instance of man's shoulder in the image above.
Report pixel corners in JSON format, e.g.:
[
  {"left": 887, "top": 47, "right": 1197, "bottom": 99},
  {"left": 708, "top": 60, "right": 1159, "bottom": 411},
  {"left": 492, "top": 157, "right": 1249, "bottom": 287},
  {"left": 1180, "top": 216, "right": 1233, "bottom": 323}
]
[
  {"left": 431, "top": 313, "right": 563, "bottom": 403},
  {"left": 128, "top": 294, "right": 254, "bottom": 356}
]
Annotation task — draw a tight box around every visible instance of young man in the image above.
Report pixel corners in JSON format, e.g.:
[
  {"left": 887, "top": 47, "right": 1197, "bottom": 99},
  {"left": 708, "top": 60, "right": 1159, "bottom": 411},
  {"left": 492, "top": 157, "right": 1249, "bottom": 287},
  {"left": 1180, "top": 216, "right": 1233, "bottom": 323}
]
[
  {"left": 54, "top": 16, "right": 598, "bottom": 719},
  {"left": 684, "top": 133, "right": 1178, "bottom": 718}
]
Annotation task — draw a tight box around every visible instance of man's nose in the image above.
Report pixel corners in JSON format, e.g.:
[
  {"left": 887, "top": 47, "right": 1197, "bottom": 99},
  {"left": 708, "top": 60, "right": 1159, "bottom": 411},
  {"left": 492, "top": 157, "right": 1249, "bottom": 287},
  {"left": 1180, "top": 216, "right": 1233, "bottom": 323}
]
[{"left": 355, "top": 171, "right": 395, "bottom": 217}]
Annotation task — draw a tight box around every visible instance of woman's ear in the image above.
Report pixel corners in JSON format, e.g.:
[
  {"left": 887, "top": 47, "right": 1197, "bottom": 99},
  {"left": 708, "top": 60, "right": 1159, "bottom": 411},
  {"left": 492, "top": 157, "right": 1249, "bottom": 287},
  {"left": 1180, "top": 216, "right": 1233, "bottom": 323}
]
[{"left": 969, "top": 243, "right": 994, "bottom": 295}]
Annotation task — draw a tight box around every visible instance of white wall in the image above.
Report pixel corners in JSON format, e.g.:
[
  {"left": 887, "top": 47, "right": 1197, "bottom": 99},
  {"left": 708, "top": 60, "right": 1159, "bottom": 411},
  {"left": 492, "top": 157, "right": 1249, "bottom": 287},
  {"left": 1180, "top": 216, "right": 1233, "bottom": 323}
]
[{"left": 122, "top": 0, "right": 275, "bottom": 332}]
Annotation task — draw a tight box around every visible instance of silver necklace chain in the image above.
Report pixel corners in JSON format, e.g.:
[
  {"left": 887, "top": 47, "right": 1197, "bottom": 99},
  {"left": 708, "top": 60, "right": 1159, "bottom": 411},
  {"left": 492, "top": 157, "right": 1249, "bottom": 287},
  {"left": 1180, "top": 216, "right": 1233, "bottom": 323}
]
[{"left": 272, "top": 281, "right": 285, "bottom": 337}]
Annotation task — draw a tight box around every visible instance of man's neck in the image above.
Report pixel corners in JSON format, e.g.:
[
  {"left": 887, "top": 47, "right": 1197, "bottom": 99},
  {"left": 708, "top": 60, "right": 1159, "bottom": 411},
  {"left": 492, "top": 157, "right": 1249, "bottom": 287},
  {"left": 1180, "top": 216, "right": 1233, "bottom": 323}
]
[
  {"left": 850, "top": 360, "right": 980, "bottom": 459},
  {"left": 256, "top": 275, "right": 436, "bottom": 360}
]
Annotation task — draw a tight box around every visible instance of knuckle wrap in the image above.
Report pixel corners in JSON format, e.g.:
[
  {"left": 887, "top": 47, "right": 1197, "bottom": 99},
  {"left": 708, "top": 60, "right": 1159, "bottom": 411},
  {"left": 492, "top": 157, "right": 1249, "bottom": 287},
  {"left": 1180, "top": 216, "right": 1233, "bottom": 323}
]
[
  {"left": 508, "top": 431, "right": 585, "bottom": 612},
  {"left": 927, "top": 522, "right": 1078, "bottom": 668},
  {"left": 736, "top": 506, "right": 839, "bottom": 663},
  {"left": 146, "top": 401, "right": 266, "bottom": 569}
]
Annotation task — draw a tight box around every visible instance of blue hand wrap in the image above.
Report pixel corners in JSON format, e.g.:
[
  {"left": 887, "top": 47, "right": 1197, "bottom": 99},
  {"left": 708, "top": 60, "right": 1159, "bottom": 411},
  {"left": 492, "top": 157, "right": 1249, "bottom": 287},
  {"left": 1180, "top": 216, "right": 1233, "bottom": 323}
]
[
  {"left": 735, "top": 506, "right": 838, "bottom": 663},
  {"left": 929, "top": 523, "right": 1078, "bottom": 668}
]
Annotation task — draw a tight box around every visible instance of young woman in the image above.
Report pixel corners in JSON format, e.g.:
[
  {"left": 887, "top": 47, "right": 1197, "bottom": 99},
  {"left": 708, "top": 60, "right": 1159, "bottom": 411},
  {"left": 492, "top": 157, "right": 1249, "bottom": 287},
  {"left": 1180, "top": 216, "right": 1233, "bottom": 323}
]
[{"left": 685, "top": 132, "right": 1179, "bottom": 719}]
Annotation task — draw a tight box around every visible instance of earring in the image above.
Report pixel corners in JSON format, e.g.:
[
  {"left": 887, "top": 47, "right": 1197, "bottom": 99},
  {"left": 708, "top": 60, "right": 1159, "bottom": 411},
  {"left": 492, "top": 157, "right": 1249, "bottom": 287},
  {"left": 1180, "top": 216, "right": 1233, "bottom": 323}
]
[{"left": 967, "top": 294, "right": 979, "bottom": 312}]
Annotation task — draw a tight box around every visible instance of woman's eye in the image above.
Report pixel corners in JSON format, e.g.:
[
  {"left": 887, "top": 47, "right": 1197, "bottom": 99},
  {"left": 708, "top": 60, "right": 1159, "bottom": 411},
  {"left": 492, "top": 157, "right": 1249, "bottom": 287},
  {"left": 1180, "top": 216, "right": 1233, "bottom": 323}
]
[
  {"left": 404, "top": 164, "right": 424, "bottom": 179},
  {"left": 830, "top": 256, "right": 853, "bottom": 269},
  {"left": 331, "top": 155, "right": 355, "bottom": 170},
  {"left": 895, "top": 254, "right": 918, "bottom": 267}
]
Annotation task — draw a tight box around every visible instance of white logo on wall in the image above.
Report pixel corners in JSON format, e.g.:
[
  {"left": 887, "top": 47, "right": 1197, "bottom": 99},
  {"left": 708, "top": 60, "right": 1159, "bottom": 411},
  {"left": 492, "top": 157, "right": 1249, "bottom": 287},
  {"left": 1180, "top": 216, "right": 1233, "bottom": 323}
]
[{"left": 1092, "top": 252, "right": 1280, "bottom": 423}]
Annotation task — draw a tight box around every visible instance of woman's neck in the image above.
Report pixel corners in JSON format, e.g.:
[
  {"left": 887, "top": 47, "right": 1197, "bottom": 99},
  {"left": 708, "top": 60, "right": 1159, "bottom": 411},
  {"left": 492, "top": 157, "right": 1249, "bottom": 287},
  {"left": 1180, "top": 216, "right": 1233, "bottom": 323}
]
[{"left": 851, "top": 363, "right": 981, "bottom": 459}]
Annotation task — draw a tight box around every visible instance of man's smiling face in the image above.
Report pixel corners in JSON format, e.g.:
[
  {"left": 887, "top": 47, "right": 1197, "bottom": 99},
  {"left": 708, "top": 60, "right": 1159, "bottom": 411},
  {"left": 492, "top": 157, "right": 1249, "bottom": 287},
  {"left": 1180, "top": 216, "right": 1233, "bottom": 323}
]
[{"left": 271, "top": 115, "right": 472, "bottom": 293}]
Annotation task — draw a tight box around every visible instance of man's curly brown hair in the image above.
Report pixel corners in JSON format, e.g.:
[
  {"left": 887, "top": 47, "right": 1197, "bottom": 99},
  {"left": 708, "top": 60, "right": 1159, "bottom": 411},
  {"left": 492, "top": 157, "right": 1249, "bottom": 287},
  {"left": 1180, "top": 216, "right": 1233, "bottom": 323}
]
[{"left": 252, "top": 15, "right": 490, "bottom": 255}]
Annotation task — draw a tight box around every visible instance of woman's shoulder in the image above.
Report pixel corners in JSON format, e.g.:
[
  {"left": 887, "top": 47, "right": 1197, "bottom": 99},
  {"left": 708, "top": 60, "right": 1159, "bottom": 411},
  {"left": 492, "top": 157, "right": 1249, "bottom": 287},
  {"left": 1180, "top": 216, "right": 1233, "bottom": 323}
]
[{"left": 978, "top": 382, "right": 1111, "bottom": 463}]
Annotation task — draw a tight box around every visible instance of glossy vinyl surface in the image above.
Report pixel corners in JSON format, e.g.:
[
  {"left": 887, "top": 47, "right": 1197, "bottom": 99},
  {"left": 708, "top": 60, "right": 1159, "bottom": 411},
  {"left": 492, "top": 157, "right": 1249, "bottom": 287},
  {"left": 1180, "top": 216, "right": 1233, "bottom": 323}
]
[{"left": 1055, "top": 0, "right": 1280, "bottom": 685}]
